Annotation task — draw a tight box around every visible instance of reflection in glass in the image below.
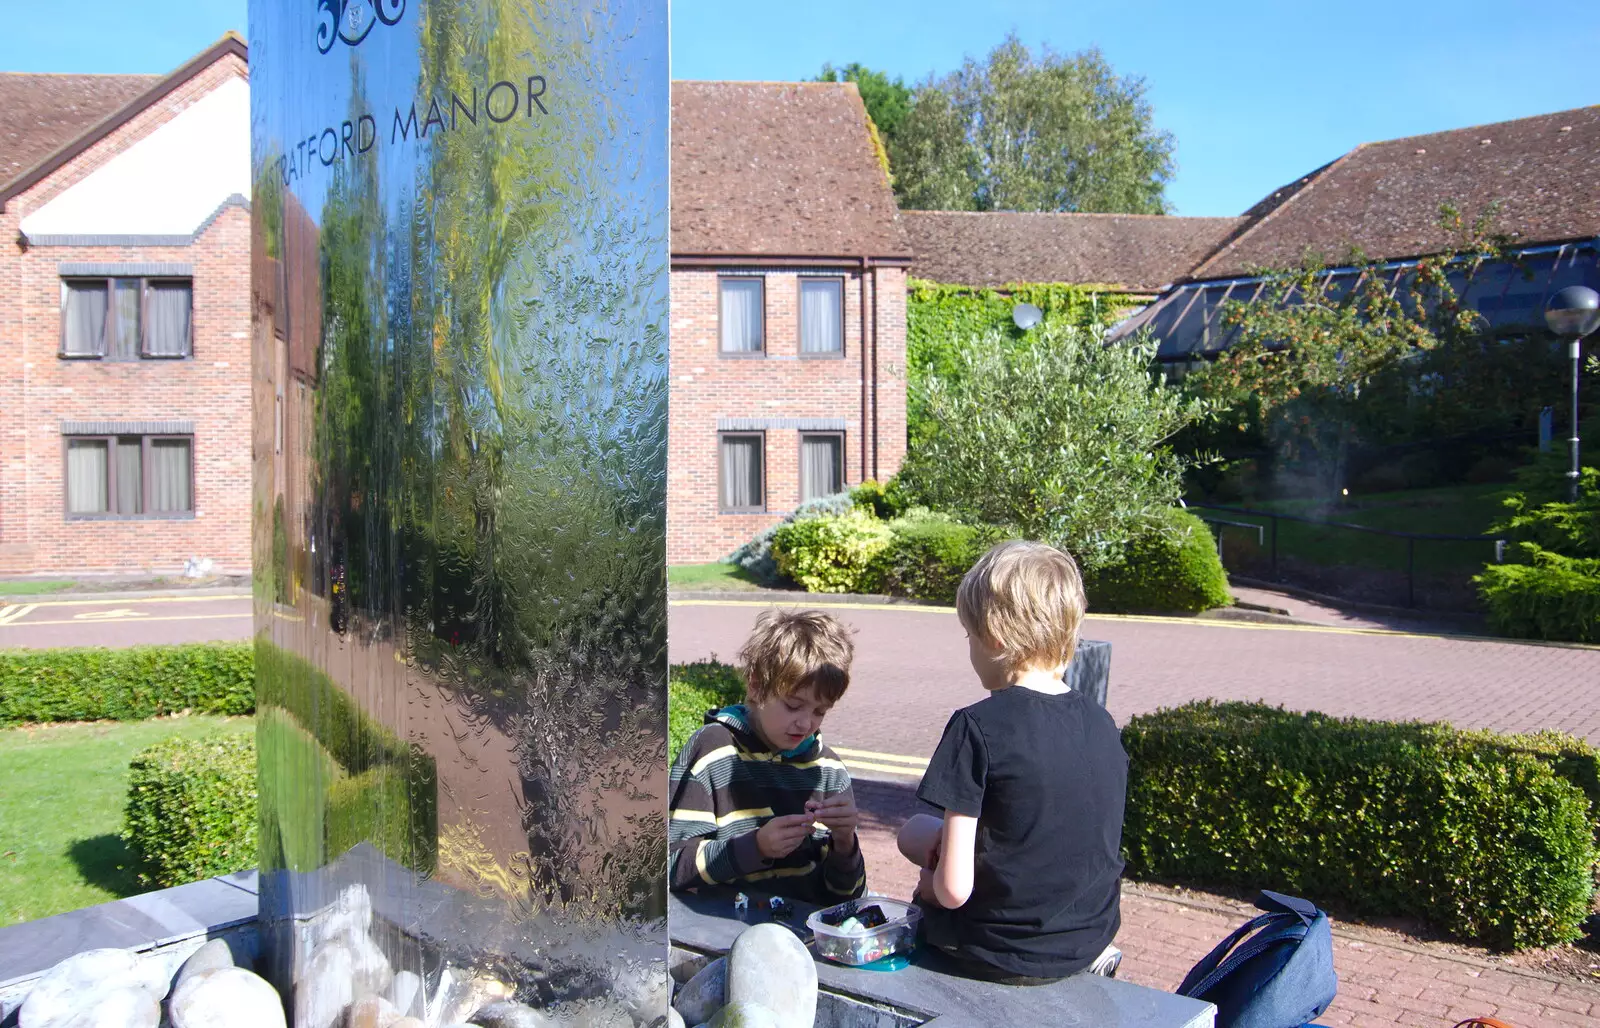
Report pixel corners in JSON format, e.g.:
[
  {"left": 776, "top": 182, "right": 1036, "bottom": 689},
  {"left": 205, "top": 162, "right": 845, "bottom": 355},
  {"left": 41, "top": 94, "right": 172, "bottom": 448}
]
[{"left": 250, "top": 0, "right": 668, "bottom": 1023}]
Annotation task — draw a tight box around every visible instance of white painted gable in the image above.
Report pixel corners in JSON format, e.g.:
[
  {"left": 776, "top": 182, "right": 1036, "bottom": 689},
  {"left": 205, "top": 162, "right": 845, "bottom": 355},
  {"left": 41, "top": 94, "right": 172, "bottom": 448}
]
[{"left": 21, "top": 75, "right": 250, "bottom": 238}]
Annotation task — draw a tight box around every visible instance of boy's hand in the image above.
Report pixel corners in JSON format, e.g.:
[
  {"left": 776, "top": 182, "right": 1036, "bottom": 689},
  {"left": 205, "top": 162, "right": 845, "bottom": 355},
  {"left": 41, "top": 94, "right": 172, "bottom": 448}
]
[
  {"left": 808, "top": 796, "right": 860, "bottom": 854},
  {"left": 755, "top": 814, "right": 815, "bottom": 860}
]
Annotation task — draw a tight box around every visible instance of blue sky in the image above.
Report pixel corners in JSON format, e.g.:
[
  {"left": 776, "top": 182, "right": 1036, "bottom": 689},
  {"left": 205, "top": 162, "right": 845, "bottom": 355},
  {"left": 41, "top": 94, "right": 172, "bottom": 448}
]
[{"left": 5, "top": 1, "right": 1597, "bottom": 216}]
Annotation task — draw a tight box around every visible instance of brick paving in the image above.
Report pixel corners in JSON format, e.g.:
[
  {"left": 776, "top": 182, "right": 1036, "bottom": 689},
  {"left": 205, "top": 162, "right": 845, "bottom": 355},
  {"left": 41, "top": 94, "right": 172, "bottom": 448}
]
[
  {"left": 850, "top": 780, "right": 1600, "bottom": 1028},
  {"left": 672, "top": 599, "right": 1600, "bottom": 1027}
]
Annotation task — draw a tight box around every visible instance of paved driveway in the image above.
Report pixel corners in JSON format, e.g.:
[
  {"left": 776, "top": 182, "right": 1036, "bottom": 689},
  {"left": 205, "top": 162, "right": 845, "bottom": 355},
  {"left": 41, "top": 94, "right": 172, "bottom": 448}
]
[
  {"left": 0, "top": 594, "right": 251, "bottom": 648},
  {"left": 669, "top": 599, "right": 1600, "bottom": 765}
]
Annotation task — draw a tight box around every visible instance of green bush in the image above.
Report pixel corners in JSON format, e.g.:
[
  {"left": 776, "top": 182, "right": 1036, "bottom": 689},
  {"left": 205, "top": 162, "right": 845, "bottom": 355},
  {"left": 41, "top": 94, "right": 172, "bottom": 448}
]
[
  {"left": 851, "top": 478, "right": 911, "bottom": 520},
  {"left": 124, "top": 732, "right": 259, "bottom": 888},
  {"left": 1477, "top": 546, "right": 1600, "bottom": 644},
  {"left": 726, "top": 492, "right": 857, "bottom": 585},
  {"left": 773, "top": 510, "right": 894, "bottom": 593},
  {"left": 871, "top": 510, "right": 997, "bottom": 605},
  {"left": 669, "top": 661, "right": 745, "bottom": 761},
  {"left": 1123, "top": 702, "right": 1597, "bottom": 950},
  {"left": 1083, "top": 507, "right": 1231, "bottom": 613},
  {"left": 0, "top": 644, "right": 254, "bottom": 727}
]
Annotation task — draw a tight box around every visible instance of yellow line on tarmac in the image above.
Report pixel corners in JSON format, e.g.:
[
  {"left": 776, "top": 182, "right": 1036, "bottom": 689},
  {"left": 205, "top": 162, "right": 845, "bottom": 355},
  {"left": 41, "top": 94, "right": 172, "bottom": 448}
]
[
  {"left": 0, "top": 604, "right": 39, "bottom": 626},
  {"left": 670, "top": 598, "right": 1600, "bottom": 650},
  {"left": 834, "top": 746, "right": 928, "bottom": 768},
  {"left": 842, "top": 759, "right": 925, "bottom": 778},
  {"left": 1, "top": 613, "right": 253, "bottom": 628},
  {"left": 18, "top": 594, "right": 252, "bottom": 610}
]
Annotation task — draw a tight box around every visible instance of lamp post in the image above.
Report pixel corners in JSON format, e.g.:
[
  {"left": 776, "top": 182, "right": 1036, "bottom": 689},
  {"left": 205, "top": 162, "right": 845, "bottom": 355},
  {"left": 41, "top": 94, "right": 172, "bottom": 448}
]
[{"left": 1543, "top": 285, "right": 1600, "bottom": 502}]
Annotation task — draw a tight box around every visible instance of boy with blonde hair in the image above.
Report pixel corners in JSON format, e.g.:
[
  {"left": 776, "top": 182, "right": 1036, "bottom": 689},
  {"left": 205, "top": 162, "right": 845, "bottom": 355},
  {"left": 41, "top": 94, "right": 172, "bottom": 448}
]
[
  {"left": 669, "top": 609, "right": 867, "bottom": 904},
  {"left": 899, "top": 540, "right": 1127, "bottom": 983}
]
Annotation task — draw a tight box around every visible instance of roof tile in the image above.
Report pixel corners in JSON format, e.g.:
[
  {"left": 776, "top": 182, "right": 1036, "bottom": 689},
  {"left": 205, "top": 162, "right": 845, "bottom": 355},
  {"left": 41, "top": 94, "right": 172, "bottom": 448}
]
[{"left": 0, "top": 72, "right": 159, "bottom": 192}]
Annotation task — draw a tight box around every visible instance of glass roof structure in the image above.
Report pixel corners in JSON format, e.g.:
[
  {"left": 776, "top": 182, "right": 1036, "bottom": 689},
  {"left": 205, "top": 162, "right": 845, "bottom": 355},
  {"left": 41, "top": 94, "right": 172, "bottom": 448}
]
[{"left": 1109, "top": 240, "right": 1600, "bottom": 363}]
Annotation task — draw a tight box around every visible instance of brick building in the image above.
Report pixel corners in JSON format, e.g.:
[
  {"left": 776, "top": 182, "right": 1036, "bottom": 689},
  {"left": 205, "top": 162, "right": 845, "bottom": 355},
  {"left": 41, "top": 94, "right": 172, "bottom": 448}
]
[
  {"left": 0, "top": 37, "right": 250, "bottom": 576},
  {"left": 669, "top": 82, "right": 912, "bottom": 563}
]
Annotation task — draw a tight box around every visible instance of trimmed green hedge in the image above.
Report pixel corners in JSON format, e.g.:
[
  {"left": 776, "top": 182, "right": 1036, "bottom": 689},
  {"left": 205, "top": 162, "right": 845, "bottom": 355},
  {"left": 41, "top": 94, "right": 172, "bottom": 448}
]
[
  {"left": 1123, "top": 702, "right": 1598, "bottom": 950},
  {"left": 123, "top": 732, "right": 258, "bottom": 888},
  {"left": 1477, "top": 547, "right": 1600, "bottom": 644},
  {"left": 0, "top": 644, "right": 254, "bottom": 727},
  {"left": 1084, "top": 508, "right": 1231, "bottom": 614},
  {"left": 669, "top": 661, "right": 745, "bottom": 762},
  {"left": 773, "top": 510, "right": 893, "bottom": 593},
  {"left": 870, "top": 510, "right": 997, "bottom": 605}
]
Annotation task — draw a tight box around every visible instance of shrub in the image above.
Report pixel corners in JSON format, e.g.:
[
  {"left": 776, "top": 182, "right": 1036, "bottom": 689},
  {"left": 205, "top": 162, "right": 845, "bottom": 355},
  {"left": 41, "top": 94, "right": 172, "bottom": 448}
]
[
  {"left": 726, "top": 492, "right": 857, "bottom": 585},
  {"left": 1476, "top": 546, "right": 1600, "bottom": 644},
  {"left": 124, "top": 732, "right": 259, "bottom": 888},
  {"left": 1123, "top": 702, "right": 1597, "bottom": 950},
  {"left": 851, "top": 478, "right": 911, "bottom": 520},
  {"left": 1083, "top": 507, "right": 1231, "bottom": 613},
  {"left": 872, "top": 509, "right": 997, "bottom": 605},
  {"left": 669, "top": 661, "right": 744, "bottom": 761},
  {"left": 0, "top": 644, "right": 254, "bottom": 727},
  {"left": 773, "top": 510, "right": 894, "bottom": 593}
]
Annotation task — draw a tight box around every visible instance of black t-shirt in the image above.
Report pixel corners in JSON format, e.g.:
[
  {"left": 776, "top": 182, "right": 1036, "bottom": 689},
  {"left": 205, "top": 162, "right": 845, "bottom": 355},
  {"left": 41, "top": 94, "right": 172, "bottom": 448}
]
[{"left": 916, "top": 684, "right": 1128, "bottom": 978}]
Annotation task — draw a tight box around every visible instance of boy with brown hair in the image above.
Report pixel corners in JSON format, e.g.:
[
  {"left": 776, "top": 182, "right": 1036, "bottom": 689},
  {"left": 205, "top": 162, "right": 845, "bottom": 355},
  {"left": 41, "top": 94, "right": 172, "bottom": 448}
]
[
  {"left": 669, "top": 608, "right": 867, "bottom": 904},
  {"left": 899, "top": 540, "right": 1127, "bottom": 983}
]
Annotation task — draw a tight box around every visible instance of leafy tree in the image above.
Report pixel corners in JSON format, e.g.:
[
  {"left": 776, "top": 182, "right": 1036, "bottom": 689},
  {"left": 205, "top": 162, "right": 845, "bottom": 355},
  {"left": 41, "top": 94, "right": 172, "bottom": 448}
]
[
  {"left": 816, "top": 62, "right": 912, "bottom": 145},
  {"left": 893, "top": 34, "right": 1173, "bottom": 213},
  {"left": 1187, "top": 204, "right": 1514, "bottom": 495},
  {"left": 898, "top": 321, "right": 1212, "bottom": 570}
]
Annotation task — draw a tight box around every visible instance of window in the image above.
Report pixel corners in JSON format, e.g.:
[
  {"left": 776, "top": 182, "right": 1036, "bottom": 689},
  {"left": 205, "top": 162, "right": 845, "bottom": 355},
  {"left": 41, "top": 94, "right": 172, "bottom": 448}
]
[
  {"left": 800, "top": 433, "right": 844, "bottom": 501},
  {"left": 61, "top": 278, "right": 192, "bottom": 359},
  {"left": 799, "top": 278, "right": 844, "bottom": 355},
  {"left": 719, "top": 277, "right": 764, "bottom": 354},
  {"left": 64, "top": 435, "right": 193, "bottom": 518},
  {"left": 719, "top": 433, "right": 765, "bottom": 512}
]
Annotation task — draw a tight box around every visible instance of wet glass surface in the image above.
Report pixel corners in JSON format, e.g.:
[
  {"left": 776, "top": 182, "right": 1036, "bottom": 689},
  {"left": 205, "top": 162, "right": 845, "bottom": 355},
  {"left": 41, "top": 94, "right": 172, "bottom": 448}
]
[{"left": 248, "top": 1, "right": 668, "bottom": 1022}]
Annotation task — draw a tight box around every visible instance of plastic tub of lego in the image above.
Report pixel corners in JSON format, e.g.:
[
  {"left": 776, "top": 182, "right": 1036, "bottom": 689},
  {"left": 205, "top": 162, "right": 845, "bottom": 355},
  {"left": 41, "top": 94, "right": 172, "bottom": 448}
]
[{"left": 806, "top": 897, "right": 922, "bottom": 967}]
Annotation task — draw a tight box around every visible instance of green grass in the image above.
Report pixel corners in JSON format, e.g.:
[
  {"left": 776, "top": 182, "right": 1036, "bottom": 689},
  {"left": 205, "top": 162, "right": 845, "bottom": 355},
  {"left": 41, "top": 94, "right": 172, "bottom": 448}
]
[
  {"left": 668, "top": 563, "right": 763, "bottom": 591},
  {"left": 1192, "top": 483, "right": 1515, "bottom": 575},
  {"left": 669, "top": 661, "right": 744, "bottom": 761},
  {"left": 0, "top": 715, "right": 251, "bottom": 925},
  {"left": 0, "top": 580, "right": 74, "bottom": 596}
]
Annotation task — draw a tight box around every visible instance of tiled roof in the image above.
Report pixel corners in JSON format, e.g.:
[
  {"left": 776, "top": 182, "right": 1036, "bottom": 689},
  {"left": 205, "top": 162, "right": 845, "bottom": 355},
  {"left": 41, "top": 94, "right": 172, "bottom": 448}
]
[
  {"left": 0, "top": 72, "right": 159, "bottom": 192},
  {"left": 1194, "top": 104, "right": 1600, "bottom": 280},
  {"left": 671, "top": 81, "right": 912, "bottom": 260},
  {"left": 902, "top": 210, "right": 1245, "bottom": 293}
]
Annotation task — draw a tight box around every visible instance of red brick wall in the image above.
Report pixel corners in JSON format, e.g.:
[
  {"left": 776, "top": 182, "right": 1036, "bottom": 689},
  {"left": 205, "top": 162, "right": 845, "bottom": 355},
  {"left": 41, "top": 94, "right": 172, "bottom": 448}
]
[
  {"left": 0, "top": 56, "right": 251, "bottom": 575},
  {"left": 667, "top": 265, "right": 908, "bottom": 565}
]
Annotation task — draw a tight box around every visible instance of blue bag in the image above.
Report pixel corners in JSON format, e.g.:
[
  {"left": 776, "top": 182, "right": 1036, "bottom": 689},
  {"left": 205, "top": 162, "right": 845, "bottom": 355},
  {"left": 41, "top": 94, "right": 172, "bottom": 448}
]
[{"left": 1176, "top": 890, "right": 1337, "bottom": 1028}]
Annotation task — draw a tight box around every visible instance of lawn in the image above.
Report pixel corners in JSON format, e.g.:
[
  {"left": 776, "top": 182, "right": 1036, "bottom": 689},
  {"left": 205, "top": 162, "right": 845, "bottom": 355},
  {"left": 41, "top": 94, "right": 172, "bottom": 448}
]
[
  {"left": 668, "top": 562, "right": 764, "bottom": 591},
  {"left": 0, "top": 580, "right": 74, "bottom": 596},
  {"left": 0, "top": 714, "right": 251, "bottom": 926},
  {"left": 1190, "top": 482, "right": 1515, "bottom": 575}
]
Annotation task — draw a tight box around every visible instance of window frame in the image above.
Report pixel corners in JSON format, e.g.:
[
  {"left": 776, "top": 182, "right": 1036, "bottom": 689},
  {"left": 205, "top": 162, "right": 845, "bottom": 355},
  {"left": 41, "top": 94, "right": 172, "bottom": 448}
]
[
  {"left": 798, "top": 431, "right": 846, "bottom": 503},
  {"left": 61, "top": 433, "right": 196, "bottom": 521},
  {"left": 717, "top": 275, "right": 767, "bottom": 358},
  {"left": 717, "top": 431, "right": 767, "bottom": 513},
  {"left": 58, "top": 276, "right": 194, "bottom": 361},
  {"left": 797, "top": 276, "right": 846, "bottom": 359}
]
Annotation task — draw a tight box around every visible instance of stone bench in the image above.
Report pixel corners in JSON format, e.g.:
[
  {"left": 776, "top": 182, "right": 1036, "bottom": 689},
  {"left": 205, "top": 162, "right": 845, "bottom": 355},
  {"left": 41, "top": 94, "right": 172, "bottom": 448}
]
[{"left": 669, "top": 890, "right": 1214, "bottom": 1028}]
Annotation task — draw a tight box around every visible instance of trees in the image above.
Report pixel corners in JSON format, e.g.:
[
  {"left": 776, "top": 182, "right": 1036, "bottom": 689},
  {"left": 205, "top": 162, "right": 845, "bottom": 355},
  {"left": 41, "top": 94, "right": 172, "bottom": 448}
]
[
  {"left": 892, "top": 34, "right": 1174, "bottom": 214},
  {"left": 816, "top": 62, "right": 912, "bottom": 146},
  {"left": 898, "top": 321, "right": 1212, "bottom": 570}
]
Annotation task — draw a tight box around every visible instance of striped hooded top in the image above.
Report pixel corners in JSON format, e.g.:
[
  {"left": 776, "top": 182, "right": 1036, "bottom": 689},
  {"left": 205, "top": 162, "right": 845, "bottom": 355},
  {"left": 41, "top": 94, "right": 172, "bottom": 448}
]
[{"left": 668, "top": 705, "right": 867, "bottom": 904}]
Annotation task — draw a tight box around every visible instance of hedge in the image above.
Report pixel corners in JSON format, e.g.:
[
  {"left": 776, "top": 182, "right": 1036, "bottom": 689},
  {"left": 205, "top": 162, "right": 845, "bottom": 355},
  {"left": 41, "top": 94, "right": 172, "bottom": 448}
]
[
  {"left": 0, "top": 644, "right": 254, "bottom": 727},
  {"left": 669, "top": 661, "right": 745, "bottom": 762},
  {"left": 1082, "top": 507, "right": 1231, "bottom": 614},
  {"left": 772, "top": 510, "right": 893, "bottom": 593},
  {"left": 124, "top": 731, "right": 259, "bottom": 888},
  {"left": 1477, "top": 547, "right": 1600, "bottom": 644},
  {"left": 870, "top": 510, "right": 997, "bottom": 605},
  {"left": 1123, "top": 702, "right": 1598, "bottom": 950}
]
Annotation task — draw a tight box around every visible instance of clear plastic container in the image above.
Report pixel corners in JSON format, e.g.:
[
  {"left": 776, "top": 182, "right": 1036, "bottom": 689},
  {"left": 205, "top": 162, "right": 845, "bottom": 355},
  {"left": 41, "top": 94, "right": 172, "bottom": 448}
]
[{"left": 806, "top": 897, "right": 922, "bottom": 966}]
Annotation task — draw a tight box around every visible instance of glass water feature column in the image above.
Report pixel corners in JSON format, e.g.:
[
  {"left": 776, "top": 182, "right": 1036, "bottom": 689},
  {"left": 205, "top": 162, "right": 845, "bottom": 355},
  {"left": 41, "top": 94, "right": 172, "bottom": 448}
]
[{"left": 248, "top": 1, "right": 668, "bottom": 1023}]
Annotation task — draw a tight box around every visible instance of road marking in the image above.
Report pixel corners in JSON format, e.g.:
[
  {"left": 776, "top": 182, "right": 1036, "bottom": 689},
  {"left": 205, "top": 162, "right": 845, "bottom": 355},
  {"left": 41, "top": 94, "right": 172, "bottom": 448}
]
[
  {"left": 841, "top": 758, "right": 925, "bottom": 778},
  {"left": 669, "top": 598, "right": 1600, "bottom": 650},
  {"left": 15, "top": 593, "right": 252, "bottom": 610},
  {"left": 0, "top": 613, "right": 252, "bottom": 628},
  {"left": 73, "top": 608, "right": 148, "bottom": 621},
  {"left": 0, "top": 604, "right": 38, "bottom": 626},
  {"left": 834, "top": 746, "right": 928, "bottom": 768}
]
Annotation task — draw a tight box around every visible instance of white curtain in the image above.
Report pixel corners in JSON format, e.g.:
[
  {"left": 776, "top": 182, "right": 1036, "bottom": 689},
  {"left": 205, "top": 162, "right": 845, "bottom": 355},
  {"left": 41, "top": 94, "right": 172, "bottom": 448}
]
[
  {"left": 145, "top": 282, "right": 191, "bottom": 356},
  {"left": 63, "top": 282, "right": 107, "bottom": 356},
  {"left": 720, "top": 279, "right": 763, "bottom": 353},
  {"left": 720, "top": 436, "right": 762, "bottom": 509},
  {"left": 111, "top": 280, "right": 141, "bottom": 359},
  {"left": 115, "top": 438, "right": 143, "bottom": 514},
  {"left": 67, "top": 440, "right": 109, "bottom": 513},
  {"left": 149, "top": 439, "right": 192, "bottom": 512},
  {"left": 800, "top": 279, "right": 842, "bottom": 353},
  {"left": 801, "top": 435, "right": 842, "bottom": 501}
]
